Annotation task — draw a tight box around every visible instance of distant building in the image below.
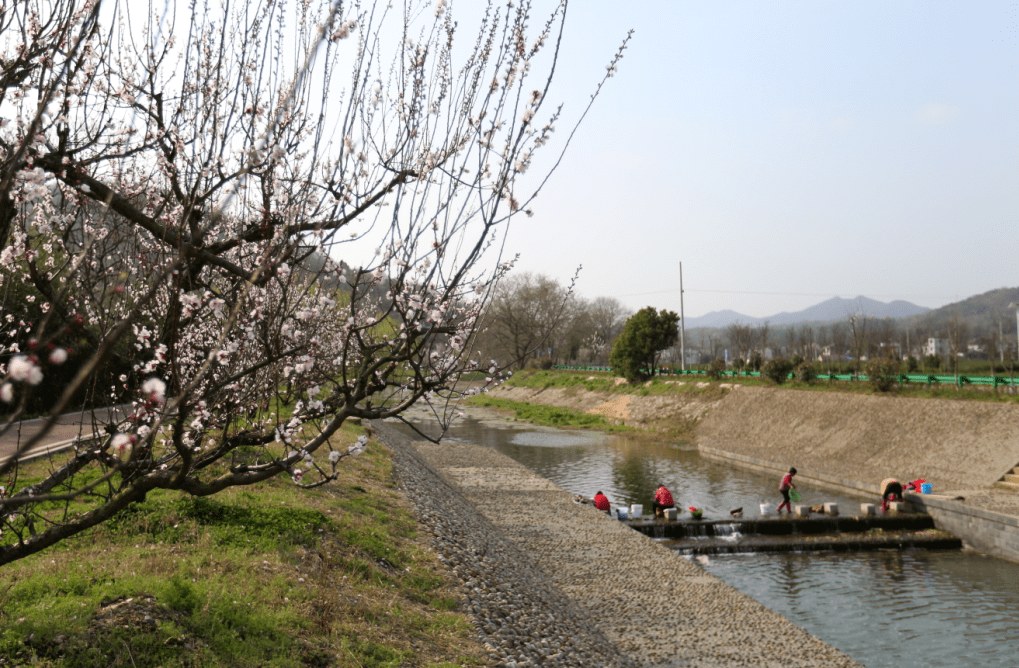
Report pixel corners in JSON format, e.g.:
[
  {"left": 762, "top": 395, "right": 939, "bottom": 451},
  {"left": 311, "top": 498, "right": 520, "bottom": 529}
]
[
  {"left": 878, "top": 341, "right": 903, "bottom": 358},
  {"left": 923, "top": 338, "right": 950, "bottom": 357}
]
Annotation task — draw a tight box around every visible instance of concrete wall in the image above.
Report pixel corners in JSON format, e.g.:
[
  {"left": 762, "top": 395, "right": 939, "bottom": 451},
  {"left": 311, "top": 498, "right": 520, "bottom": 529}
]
[{"left": 906, "top": 493, "right": 1019, "bottom": 564}]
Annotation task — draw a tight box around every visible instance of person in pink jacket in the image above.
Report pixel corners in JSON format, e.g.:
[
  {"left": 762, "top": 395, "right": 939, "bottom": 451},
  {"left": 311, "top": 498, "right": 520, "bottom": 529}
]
[
  {"left": 652, "top": 484, "right": 675, "bottom": 517},
  {"left": 777, "top": 467, "right": 797, "bottom": 515}
]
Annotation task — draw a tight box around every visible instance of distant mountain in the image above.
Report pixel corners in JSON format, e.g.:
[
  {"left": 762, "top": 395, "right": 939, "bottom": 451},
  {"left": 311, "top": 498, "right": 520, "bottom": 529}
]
[
  {"left": 684, "top": 296, "right": 931, "bottom": 330},
  {"left": 902, "top": 287, "right": 1019, "bottom": 333}
]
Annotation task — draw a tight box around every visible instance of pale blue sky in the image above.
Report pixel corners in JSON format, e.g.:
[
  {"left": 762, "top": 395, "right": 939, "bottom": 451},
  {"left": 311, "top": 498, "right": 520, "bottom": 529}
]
[{"left": 504, "top": 1, "right": 1018, "bottom": 318}]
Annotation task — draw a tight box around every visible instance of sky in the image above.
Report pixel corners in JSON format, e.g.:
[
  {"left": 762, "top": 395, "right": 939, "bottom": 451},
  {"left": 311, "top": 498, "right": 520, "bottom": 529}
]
[{"left": 492, "top": 1, "right": 1018, "bottom": 319}]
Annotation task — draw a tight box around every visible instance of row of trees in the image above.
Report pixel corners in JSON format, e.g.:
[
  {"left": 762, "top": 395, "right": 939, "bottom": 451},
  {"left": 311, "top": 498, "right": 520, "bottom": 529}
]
[
  {"left": 712, "top": 313, "right": 1017, "bottom": 374},
  {"left": 476, "top": 272, "right": 631, "bottom": 369}
]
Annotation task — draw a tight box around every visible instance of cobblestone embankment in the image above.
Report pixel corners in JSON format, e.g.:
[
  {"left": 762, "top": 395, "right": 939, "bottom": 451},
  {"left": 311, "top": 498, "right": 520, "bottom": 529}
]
[{"left": 378, "top": 421, "right": 861, "bottom": 668}]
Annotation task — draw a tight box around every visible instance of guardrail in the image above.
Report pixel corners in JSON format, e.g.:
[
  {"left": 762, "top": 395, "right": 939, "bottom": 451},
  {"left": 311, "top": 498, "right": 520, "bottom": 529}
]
[{"left": 551, "top": 366, "right": 1018, "bottom": 388}]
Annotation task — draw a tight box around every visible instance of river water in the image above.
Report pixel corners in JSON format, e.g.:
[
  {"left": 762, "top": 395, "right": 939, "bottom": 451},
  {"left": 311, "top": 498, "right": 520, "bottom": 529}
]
[{"left": 401, "top": 409, "right": 1019, "bottom": 668}]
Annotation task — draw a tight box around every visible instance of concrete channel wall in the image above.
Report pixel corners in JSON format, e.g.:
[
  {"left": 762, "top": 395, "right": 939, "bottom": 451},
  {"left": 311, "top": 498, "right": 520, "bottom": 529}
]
[{"left": 905, "top": 494, "right": 1019, "bottom": 563}]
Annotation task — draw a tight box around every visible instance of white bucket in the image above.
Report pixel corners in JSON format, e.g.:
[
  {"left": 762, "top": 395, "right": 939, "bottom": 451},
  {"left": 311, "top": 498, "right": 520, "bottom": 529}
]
[
  {"left": 630, "top": 504, "right": 643, "bottom": 518},
  {"left": 759, "top": 503, "right": 774, "bottom": 516},
  {"left": 663, "top": 507, "right": 678, "bottom": 520}
]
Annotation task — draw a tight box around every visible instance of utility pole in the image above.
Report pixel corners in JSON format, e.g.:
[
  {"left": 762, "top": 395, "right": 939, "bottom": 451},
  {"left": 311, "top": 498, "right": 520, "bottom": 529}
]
[
  {"left": 1010, "top": 303, "right": 1019, "bottom": 361},
  {"left": 680, "top": 262, "right": 688, "bottom": 374}
]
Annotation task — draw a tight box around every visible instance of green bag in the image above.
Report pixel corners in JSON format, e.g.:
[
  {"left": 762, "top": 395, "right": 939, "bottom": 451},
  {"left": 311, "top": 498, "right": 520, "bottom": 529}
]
[{"left": 789, "top": 489, "right": 802, "bottom": 502}]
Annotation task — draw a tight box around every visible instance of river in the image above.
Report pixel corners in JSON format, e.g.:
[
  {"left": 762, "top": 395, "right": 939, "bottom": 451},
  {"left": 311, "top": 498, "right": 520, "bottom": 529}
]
[{"left": 400, "top": 408, "right": 1019, "bottom": 668}]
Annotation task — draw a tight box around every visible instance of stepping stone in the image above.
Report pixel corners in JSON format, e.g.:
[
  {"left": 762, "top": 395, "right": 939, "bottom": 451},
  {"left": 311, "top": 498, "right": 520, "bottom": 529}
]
[
  {"left": 824, "top": 502, "right": 840, "bottom": 516},
  {"left": 794, "top": 505, "right": 810, "bottom": 517},
  {"left": 861, "top": 503, "right": 877, "bottom": 515},
  {"left": 888, "top": 501, "right": 908, "bottom": 513}
]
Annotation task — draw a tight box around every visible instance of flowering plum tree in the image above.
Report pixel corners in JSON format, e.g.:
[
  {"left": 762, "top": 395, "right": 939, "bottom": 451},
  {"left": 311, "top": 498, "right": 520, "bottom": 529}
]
[{"left": 0, "top": 0, "right": 628, "bottom": 565}]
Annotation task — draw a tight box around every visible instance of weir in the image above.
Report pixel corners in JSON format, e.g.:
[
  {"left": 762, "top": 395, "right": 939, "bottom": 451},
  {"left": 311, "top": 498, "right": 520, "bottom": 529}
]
[{"left": 622, "top": 513, "right": 962, "bottom": 554}]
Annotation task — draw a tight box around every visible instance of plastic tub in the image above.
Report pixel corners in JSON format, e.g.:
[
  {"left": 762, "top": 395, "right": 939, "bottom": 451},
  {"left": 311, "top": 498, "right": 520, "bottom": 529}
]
[
  {"left": 760, "top": 503, "right": 774, "bottom": 516},
  {"left": 630, "top": 504, "right": 643, "bottom": 518},
  {"left": 921, "top": 483, "right": 933, "bottom": 494}
]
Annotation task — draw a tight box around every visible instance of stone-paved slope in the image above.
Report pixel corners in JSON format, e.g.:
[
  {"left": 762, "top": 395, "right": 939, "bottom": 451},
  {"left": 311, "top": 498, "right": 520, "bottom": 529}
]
[
  {"left": 379, "top": 422, "right": 861, "bottom": 668},
  {"left": 382, "top": 424, "right": 638, "bottom": 668},
  {"left": 695, "top": 386, "right": 1019, "bottom": 492}
]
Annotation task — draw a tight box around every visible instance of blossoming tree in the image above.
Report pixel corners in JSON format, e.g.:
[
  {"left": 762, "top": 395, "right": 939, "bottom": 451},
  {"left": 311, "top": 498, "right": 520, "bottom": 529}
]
[{"left": 0, "top": 0, "right": 628, "bottom": 565}]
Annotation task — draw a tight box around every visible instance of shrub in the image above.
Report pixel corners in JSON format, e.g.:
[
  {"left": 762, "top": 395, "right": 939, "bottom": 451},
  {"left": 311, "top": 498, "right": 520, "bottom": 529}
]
[
  {"left": 866, "top": 357, "right": 902, "bottom": 392},
  {"left": 762, "top": 357, "right": 796, "bottom": 384},
  {"left": 905, "top": 356, "right": 919, "bottom": 373},
  {"left": 795, "top": 362, "right": 817, "bottom": 384},
  {"left": 528, "top": 356, "right": 554, "bottom": 370},
  {"left": 706, "top": 359, "right": 726, "bottom": 381},
  {"left": 748, "top": 352, "right": 763, "bottom": 372},
  {"left": 925, "top": 354, "right": 941, "bottom": 370}
]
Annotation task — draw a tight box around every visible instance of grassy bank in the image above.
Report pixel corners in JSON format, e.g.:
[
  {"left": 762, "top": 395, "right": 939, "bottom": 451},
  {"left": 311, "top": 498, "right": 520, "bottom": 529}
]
[
  {"left": 0, "top": 423, "right": 488, "bottom": 668},
  {"left": 505, "top": 369, "right": 1019, "bottom": 404},
  {"left": 464, "top": 396, "right": 635, "bottom": 433}
]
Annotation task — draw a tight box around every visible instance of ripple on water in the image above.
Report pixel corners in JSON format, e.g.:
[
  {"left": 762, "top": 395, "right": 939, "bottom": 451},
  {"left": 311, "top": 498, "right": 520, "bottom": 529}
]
[
  {"left": 701, "top": 550, "right": 1019, "bottom": 668},
  {"left": 508, "top": 431, "right": 605, "bottom": 448}
]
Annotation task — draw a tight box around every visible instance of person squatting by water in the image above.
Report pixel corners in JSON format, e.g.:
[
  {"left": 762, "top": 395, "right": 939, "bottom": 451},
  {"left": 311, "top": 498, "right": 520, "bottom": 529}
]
[
  {"left": 777, "top": 467, "right": 797, "bottom": 515},
  {"left": 593, "top": 491, "right": 611, "bottom": 514},
  {"left": 652, "top": 484, "right": 675, "bottom": 517},
  {"left": 880, "top": 478, "right": 903, "bottom": 512}
]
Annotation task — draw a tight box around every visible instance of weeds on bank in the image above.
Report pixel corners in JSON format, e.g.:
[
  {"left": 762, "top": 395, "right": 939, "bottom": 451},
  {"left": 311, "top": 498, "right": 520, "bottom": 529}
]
[
  {"left": 0, "top": 423, "right": 488, "bottom": 668},
  {"left": 465, "top": 396, "right": 636, "bottom": 433}
]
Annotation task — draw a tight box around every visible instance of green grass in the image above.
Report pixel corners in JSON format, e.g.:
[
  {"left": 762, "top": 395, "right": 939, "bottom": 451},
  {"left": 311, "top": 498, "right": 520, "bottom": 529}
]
[
  {"left": 466, "top": 395, "right": 636, "bottom": 432},
  {"left": 0, "top": 423, "right": 489, "bottom": 668}
]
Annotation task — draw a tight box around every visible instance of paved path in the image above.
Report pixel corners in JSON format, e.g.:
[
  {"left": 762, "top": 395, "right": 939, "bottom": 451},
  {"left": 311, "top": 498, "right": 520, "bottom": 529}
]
[
  {"left": 0, "top": 405, "right": 129, "bottom": 463},
  {"left": 380, "top": 421, "right": 862, "bottom": 668}
]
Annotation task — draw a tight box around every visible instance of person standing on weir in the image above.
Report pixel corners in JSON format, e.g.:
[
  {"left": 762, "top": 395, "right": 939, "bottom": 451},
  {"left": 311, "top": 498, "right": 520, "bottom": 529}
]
[
  {"left": 593, "top": 491, "right": 611, "bottom": 514},
  {"left": 652, "top": 484, "right": 675, "bottom": 517},
  {"left": 777, "top": 467, "right": 797, "bottom": 515}
]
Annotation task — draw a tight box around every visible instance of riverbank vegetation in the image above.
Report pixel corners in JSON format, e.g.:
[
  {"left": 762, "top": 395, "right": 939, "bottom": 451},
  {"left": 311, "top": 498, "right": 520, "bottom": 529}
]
[
  {"left": 503, "top": 369, "right": 1019, "bottom": 404},
  {"left": 465, "top": 397, "right": 636, "bottom": 433},
  {"left": 0, "top": 423, "right": 488, "bottom": 668}
]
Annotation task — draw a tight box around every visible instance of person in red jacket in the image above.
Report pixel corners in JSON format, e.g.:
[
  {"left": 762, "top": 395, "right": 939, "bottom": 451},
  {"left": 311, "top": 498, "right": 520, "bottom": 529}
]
[
  {"left": 593, "top": 491, "right": 611, "bottom": 514},
  {"left": 652, "top": 484, "right": 675, "bottom": 517},
  {"left": 777, "top": 467, "right": 797, "bottom": 515}
]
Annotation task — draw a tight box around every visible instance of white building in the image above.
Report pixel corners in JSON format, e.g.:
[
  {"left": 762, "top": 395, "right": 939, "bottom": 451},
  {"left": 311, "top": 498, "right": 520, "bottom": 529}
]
[{"left": 923, "top": 338, "right": 950, "bottom": 357}]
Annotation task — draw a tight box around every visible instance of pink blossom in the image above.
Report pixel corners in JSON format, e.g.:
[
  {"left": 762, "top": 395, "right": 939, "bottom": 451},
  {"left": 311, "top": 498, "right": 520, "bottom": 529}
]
[
  {"left": 111, "top": 433, "right": 136, "bottom": 457},
  {"left": 142, "top": 377, "right": 167, "bottom": 403},
  {"left": 49, "top": 348, "right": 68, "bottom": 364},
  {"left": 8, "top": 355, "right": 35, "bottom": 381}
]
